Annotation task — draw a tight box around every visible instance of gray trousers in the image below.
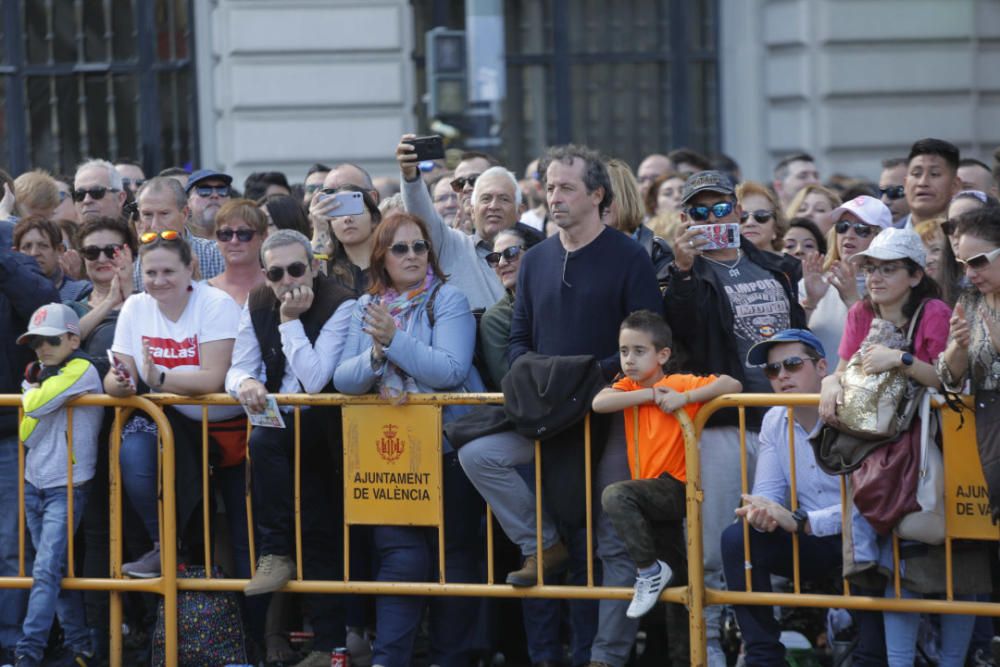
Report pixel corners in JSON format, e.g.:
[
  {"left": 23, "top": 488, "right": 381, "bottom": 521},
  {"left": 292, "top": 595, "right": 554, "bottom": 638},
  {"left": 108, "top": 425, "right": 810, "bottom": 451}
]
[{"left": 458, "top": 419, "right": 638, "bottom": 667}]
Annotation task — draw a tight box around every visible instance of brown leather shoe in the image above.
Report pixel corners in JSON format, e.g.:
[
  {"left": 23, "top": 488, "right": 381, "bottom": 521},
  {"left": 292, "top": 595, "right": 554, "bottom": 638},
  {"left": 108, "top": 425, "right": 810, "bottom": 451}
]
[{"left": 506, "top": 541, "right": 569, "bottom": 587}]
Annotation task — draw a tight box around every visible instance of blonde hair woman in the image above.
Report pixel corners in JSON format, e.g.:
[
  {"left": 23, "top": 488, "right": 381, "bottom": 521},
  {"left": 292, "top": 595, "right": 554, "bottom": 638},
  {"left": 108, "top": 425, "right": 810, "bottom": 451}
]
[
  {"left": 786, "top": 184, "right": 842, "bottom": 236},
  {"left": 736, "top": 181, "right": 787, "bottom": 253}
]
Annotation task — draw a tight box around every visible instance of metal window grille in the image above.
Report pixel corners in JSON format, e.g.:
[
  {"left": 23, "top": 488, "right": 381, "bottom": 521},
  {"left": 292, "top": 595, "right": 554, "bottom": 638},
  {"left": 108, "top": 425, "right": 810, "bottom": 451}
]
[
  {"left": 412, "top": 0, "right": 720, "bottom": 172},
  {"left": 0, "top": 0, "right": 198, "bottom": 177}
]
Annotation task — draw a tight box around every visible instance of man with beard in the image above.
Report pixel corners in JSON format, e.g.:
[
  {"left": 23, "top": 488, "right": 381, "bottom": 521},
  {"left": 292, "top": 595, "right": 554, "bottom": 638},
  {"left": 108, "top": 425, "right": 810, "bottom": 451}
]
[{"left": 186, "top": 169, "right": 233, "bottom": 239}]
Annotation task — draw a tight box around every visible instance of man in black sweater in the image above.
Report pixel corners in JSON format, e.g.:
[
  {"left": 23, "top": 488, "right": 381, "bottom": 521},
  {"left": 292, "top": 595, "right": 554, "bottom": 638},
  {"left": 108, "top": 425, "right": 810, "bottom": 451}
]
[{"left": 459, "top": 145, "right": 662, "bottom": 667}]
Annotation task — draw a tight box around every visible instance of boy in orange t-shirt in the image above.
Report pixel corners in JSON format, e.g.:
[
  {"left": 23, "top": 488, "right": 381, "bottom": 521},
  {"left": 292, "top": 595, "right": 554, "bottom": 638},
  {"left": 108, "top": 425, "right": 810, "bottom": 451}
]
[{"left": 594, "top": 310, "right": 741, "bottom": 619}]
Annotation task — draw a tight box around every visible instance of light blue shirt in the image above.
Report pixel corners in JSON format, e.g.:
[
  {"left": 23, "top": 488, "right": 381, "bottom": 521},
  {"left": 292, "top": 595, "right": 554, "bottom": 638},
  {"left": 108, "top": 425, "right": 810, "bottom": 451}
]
[{"left": 752, "top": 405, "right": 843, "bottom": 537}]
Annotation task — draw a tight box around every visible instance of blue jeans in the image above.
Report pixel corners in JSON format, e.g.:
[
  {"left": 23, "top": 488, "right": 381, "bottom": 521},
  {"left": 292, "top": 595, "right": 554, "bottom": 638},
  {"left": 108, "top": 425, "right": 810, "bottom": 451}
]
[
  {"left": 883, "top": 586, "right": 975, "bottom": 667},
  {"left": 17, "top": 482, "right": 91, "bottom": 661},
  {"left": 0, "top": 435, "right": 30, "bottom": 650},
  {"left": 119, "top": 430, "right": 159, "bottom": 542}
]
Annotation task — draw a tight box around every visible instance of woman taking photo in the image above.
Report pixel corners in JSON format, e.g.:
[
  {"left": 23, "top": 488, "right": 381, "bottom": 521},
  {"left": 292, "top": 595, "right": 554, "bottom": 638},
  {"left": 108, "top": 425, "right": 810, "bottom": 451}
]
[
  {"left": 105, "top": 232, "right": 242, "bottom": 578},
  {"left": 819, "top": 228, "right": 980, "bottom": 667},
  {"left": 311, "top": 185, "right": 381, "bottom": 294},
  {"left": 334, "top": 211, "right": 484, "bottom": 667}
]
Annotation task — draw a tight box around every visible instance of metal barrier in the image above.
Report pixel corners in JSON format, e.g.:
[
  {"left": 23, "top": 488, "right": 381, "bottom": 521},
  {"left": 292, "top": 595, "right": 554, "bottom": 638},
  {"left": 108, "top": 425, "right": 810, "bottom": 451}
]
[{"left": 2, "top": 391, "right": 996, "bottom": 667}]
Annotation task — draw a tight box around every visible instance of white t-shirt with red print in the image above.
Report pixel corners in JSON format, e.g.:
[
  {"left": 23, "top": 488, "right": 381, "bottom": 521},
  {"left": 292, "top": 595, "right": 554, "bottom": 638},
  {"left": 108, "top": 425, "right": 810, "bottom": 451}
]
[{"left": 112, "top": 282, "right": 242, "bottom": 421}]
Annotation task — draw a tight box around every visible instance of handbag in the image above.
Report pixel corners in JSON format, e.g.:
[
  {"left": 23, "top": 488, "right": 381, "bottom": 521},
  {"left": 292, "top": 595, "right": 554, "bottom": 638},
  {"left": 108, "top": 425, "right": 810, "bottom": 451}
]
[
  {"left": 208, "top": 415, "right": 249, "bottom": 468},
  {"left": 152, "top": 564, "right": 247, "bottom": 667},
  {"left": 837, "top": 301, "right": 927, "bottom": 440},
  {"left": 850, "top": 419, "right": 922, "bottom": 536},
  {"left": 895, "top": 390, "right": 945, "bottom": 544}
]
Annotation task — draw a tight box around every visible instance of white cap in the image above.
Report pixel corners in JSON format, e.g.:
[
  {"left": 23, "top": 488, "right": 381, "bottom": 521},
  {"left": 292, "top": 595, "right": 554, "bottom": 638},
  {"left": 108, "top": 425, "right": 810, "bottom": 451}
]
[
  {"left": 851, "top": 227, "right": 927, "bottom": 268},
  {"left": 831, "top": 195, "right": 893, "bottom": 230},
  {"left": 16, "top": 303, "right": 81, "bottom": 345}
]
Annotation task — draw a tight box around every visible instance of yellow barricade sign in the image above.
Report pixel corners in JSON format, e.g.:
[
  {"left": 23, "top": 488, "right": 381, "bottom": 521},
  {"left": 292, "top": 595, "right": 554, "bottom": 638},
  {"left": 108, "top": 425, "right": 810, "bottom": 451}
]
[
  {"left": 342, "top": 404, "right": 443, "bottom": 527},
  {"left": 942, "top": 404, "right": 998, "bottom": 540}
]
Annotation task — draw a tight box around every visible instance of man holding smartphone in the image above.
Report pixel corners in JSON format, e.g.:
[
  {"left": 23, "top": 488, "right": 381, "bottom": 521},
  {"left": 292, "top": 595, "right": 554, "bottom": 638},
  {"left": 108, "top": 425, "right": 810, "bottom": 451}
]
[{"left": 663, "top": 170, "right": 806, "bottom": 666}]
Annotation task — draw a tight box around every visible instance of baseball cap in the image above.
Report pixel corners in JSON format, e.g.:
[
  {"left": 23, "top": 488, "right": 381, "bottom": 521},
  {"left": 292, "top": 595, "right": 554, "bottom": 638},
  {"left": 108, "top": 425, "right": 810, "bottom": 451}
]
[
  {"left": 680, "top": 170, "right": 735, "bottom": 204},
  {"left": 746, "top": 328, "right": 825, "bottom": 366},
  {"left": 830, "top": 195, "right": 893, "bottom": 230},
  {"left": 17, "top": 303, "right": 81, "bottom": 345},
  {"left": 186, "top": 169, "right": 233, "bottom": 193},
  {"left": 850, "top": 227, "right": 927, "bottom": 268}
]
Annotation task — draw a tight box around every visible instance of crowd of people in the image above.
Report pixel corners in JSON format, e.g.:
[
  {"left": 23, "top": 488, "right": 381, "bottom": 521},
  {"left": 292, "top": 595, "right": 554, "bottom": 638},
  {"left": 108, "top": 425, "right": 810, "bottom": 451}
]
[{"left": 0, "top": 134, "right": 999, "bottom": 667}]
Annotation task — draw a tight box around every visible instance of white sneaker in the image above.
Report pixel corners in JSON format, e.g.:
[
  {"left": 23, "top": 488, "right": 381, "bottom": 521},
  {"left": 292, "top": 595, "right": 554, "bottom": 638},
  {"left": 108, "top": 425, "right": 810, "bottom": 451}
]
[{"left": 626, "top": 559, "right": 672, "bottom": 618}]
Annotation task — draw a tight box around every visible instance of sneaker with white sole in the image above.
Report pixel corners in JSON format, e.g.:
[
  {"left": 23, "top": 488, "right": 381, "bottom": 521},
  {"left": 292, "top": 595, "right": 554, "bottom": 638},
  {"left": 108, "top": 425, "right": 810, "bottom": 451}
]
[
  {"left": 122, "top": 544, "right": 161, "bottom": 579},
  {"left": 245, "top": 554, "right": 296, "bottom": 596},
  {"left": 626, "top": 559, "right": 671, "bottom": 619}
]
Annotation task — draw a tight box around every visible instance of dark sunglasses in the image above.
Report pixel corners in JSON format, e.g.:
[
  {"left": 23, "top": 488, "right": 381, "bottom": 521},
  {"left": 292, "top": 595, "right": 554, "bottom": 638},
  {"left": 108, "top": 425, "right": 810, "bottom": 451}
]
[
  {"left": 879, "top": 185, "right": 905, "bottom": 200},
  {"left": 265, "top": 261, "right": 308, "bottom": 282},
  {"left": 389, "top": 239, "right": 430, "bottom": 257},
  {"left": 450, "top": 175, "right": 479, "bottom": 193},
  {"left": 739, "top": 209, "right": 775, "bottom": 224},
  {"left": 686, "top": 202, "right": 734, "bottom": 222},
  {"left": 81, "top": 243, "right": 124, "bottom": 261},
  {"left": 941, "top": 219, "right": 956, "bottom": 237},
  {"left": 834, "top": 220, "right": 876, "bottom": 238},
  {"left": 28, "top": 335, "right": 65, "bottom": 350},
  {"left": 763, "top": 355, "right": 815, "bottom": 379},
  {"left": 485, "top": 245, "right": 524, "bottom": 268},
  {"left": 194, "top": 184, "right": 231, "bottom": 198},
  {"left": 216, "top": 228, "right": 256, "bottom": 243},
  {"left": 71, "top": 186, "right": 119, "bottom": 203},
  {"left": 140, "top": 230, "right": 181, "bottom": 244},
  {"left": 122, "top": 177, "right": 146, "bottom": 189},
  {"left": 956, "top": 247, "right": 1000, "bottom": 271}
]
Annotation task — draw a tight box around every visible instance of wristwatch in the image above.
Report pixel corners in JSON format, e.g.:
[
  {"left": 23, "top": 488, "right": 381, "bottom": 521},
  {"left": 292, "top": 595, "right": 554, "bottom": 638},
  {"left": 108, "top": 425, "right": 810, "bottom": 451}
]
[
  {"left": 792, "top": 508, "right": 809, "bottom": 534},
  {"left": 900, "top": 352, "right": 914, "bottom": 367}
]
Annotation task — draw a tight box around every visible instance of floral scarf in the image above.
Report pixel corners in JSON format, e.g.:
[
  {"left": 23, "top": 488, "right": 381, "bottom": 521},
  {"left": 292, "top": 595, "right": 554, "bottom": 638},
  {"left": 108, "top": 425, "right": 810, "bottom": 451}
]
[{"left": 376, "top": 268, "right": 439, "bottom": 403}]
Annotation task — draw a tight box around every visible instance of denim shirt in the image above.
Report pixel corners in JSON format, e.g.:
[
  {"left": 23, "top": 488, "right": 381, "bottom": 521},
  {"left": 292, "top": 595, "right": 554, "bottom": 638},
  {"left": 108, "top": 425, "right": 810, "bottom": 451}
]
[{"left": 333, "top": 283, "right": 485, "bottom": 452}]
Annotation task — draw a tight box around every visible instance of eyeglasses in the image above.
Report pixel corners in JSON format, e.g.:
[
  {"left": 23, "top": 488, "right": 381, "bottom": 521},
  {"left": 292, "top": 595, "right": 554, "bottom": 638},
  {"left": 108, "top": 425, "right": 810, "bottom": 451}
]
[
  {"left": 485, "top": 245, "right": 524, "bottom": 268},
  {"left": 81, "top": 243, "right": 125, "bottom": 261},
  {"left": 140, "top": 230, "right": 181, "bottom": 244},
  {"left": 739, "top": 209, "right": 775, "bottom": 224},
  {"left": 763, "top": 355, "right": 816, "bottom": 379},
  {"left": 389, "top": 240, "right": 430, "bottom": 257},
  {"left": 686, "top": 202, "right": 734, "bottom": 222},
  {"left": 879, "top": 186, "right": 905, "bottom": 200},
  {"left": 27, "top": 335, "right": 65, "bottom": 350},
  {"left": 193, "top": 185, "right": 231, "bottom": 198},
  {"left": 835, "top": 220, "right": 877, "bottom": 238},
  {"left": 122, "top": 178, "right": 146, "bottom": 189},
  {"left": 956, "top": 246, "right": 1000, "bottom": 271},
  {"left": 941, "top": 219, "right": 956, "bottom": 237},
  {"left": 859, "top": 261, "right": 905, "bottom": 277},
  {"left": 450, "top": 175, "right": 480, "bottom": 193},
  {"left": 216, "top": 228, "right": 256, "bottom": 243},
  {"left": 71, "top": 187, "right": 120, "bottom": 203},
  {"left": 265, "top": 261, "right": 308, "bottom": 282}
]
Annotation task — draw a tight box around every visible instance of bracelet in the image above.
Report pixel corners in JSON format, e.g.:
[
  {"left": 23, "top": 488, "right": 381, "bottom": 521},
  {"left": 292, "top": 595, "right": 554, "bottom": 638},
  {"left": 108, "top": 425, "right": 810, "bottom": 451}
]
[{"left": 314, "top": 253, "right": 330, "bottom": 261}]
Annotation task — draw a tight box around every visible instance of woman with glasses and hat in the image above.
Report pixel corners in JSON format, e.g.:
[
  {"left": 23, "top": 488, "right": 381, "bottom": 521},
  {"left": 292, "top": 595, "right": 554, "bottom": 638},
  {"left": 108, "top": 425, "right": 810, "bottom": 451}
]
[
  {"left": 104, "top": 231, "right": 242, "bottom": 580},
  {"left": 334, "top": 211, "right": 485, "bottom": 667},
  {"left": 818, "top": 227, "right": 984, "bottom": 667}
]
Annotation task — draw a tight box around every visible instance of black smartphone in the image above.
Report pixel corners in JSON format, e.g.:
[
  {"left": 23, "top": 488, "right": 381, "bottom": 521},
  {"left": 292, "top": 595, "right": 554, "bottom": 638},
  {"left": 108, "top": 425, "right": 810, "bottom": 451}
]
[{"left": 410, "top": 135, "right": 445, "bottom": 162}]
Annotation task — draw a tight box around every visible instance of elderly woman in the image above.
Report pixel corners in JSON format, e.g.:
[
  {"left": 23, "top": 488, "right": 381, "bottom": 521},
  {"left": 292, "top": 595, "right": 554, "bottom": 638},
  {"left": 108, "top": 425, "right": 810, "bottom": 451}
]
[
  {"left": 105, "top": 232, "right": 241, "bottom": 578},
  {"left": 334, "top": 211, "right": 484, "bottom": 667},
  {"left": 736, "top": 181, "right": 788, "bottom": 254},
  {"left": 207, "top": 198, "right": 268, "bottom": 306}
]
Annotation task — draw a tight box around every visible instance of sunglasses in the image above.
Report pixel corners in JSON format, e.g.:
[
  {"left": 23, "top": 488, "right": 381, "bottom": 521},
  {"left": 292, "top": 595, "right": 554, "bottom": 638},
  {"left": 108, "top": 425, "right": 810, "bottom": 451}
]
[
  {"left": 81, "top": 243, "right": 124, "bottom": 261},
  {"left": 859, "top": 261, "right": 905, "bottom": 277},
  {"left": 28, "top": 335, "right": 65, "bottom": 350},
  {"left": 450, "top": 175, "right": 480, "bottom": 193},
  {"left": 194, "top": 185, "right": 231, "bottom": 198},
  {"left": 265, "top": 261, "right": 308, "bottom": 282},
  {"left": 141, "top": 230, "right": 181, "bottom": 244},
  {"left": 763, "top": 355, "right": 815, "bottom": 379},
  {"left": 389, "top": 239, "right": 430, "bottom": 257},
  {"left": 686, "top": 201, "right": 734, "bottom": 222},
  {"left": 956, "top": 246, "right": 1000, "bottom": 271},
  {"left": 835, "top": 220, "right": 877, "bottom": 238},
  {"left": 122, "top": 177, "right": 146, "bottom": 189},
  {"left": 739, "top": 209, "right": 775, "bottom": 224},
  {"left": 71, "top": 186, "right": 119, "bottom": 203},
  {"left": 879, "top": 185, "right": 905, "bottom": 200},
  {"left": 216, "top": 228, "right": 256, "bottom": 243},
  {"left": 303, "top": 183, "right": 323, "bottom": 196},
  {"left": 485, "top": 245, "right": 524, "bottom": 268}
]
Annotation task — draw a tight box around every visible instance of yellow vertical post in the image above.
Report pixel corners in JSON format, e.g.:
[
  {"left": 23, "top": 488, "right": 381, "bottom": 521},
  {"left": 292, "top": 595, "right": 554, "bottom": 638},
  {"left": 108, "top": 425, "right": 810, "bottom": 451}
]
[
  {"left": 739, "top": 407, "right": 752, "bottom": 592},
  {"left": 201, "top": 406, "right": 211, "bottom": 577},
  {"left": 18, "top": 406, "right": 25, "bottom": 577},
  {"left": 294, "top": 407, "right": 303, "bottom": 580},
  {"left": 485, "top": 505, "right": 495, "bottom": 584},
  {"left": 534, "top": 439, "right": 543, "bottom": 585},
  {"left": 245, "top": 421, "right": 257, "bottom": 578},
  {"left": 66, "top": 407, "right": 75, "bottom": 577},
  {"left": 680, "top": 405, "right": 706, "bottom": 666},
  {"left": 584, "top": 413, "right": 593, "bottom": 587},
  {"left": 109, "top": 406, "right": 123, "bottom": 667},
  {"left": 786, "top": 406, "right": 800, "bottom": 594},
  {"left": 840, "top": 475, "right": 851, "bottom": 597},
  {"left": 148, "top": 399, "right": 179, "bottom": 667}
]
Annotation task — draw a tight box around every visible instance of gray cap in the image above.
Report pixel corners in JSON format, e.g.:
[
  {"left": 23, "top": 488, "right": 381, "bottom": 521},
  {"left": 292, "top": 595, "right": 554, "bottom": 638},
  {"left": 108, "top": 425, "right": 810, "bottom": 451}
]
[
  {"left": 680, "top": 170, "right": 736, "bottom": 204},
  {"left": 851, "top": 227, "right": 927, "bottom": 268},
  {"left": 17, "top": 303, "right": 81, "bottom": 345}
]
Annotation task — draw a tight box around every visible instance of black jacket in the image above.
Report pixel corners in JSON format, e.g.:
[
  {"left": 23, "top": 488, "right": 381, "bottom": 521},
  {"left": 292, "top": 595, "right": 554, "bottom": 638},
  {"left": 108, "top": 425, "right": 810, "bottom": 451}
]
[
  {"left": 663, "top": 238, "right": 805, "bottom": 430},
  {"left": 635, "top": 224, "right": 674, "bottom": 291}
]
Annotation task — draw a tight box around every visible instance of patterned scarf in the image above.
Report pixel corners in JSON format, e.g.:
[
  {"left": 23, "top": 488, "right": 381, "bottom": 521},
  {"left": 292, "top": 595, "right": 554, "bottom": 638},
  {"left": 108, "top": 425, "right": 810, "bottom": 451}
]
[{"left": 376, "top": 268, "right": 439, "bottom": 403}]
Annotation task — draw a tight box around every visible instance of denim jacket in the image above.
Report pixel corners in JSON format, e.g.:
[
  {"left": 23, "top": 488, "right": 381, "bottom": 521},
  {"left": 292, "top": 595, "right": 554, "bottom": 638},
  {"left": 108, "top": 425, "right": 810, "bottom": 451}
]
[{"left": 333, "top": 283, "right": 485, "bottom": 452}]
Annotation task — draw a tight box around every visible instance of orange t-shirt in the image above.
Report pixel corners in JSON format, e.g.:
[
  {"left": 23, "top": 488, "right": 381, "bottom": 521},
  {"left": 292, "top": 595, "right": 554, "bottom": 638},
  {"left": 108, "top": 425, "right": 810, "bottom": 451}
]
[{"left": 612, "top": 374, "right": 718, "bottom": 482}]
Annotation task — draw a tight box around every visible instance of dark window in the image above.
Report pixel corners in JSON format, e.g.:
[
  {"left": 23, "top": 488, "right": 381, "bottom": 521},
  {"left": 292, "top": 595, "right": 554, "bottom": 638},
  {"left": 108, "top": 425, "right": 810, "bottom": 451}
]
[
  {"left": 0, "top": 0, "right": 198, "bottom": 176},
  {"left": 412, "top": 0, "right": 720, "bottom": 172}
]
